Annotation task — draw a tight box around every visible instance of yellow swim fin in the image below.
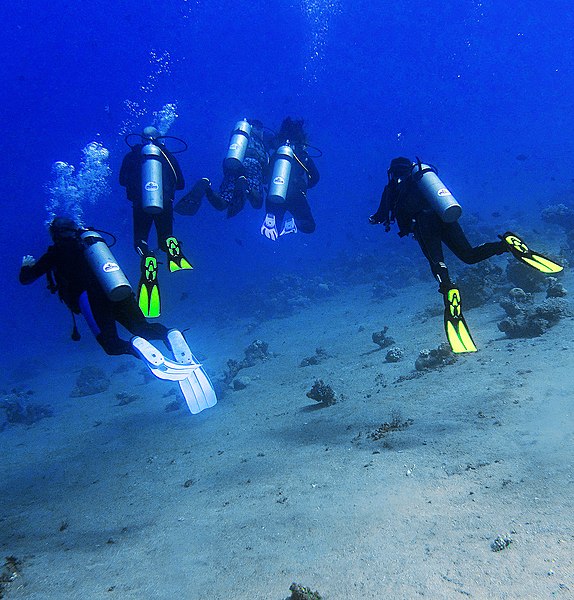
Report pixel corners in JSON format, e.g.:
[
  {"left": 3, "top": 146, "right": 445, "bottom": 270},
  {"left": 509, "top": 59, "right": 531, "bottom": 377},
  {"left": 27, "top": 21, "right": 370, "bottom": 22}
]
[
  {"left": 443, "top": 287, "right": 477, "bottom": 354},
  {"left": 138, "top": 254, "right": 161, "bottom": 318},
  {"left": 165, "top": 236, "right": 194, "bottom": 273},
  {"left": 500, "top": 232, "right": 563, "bottom": 274}
]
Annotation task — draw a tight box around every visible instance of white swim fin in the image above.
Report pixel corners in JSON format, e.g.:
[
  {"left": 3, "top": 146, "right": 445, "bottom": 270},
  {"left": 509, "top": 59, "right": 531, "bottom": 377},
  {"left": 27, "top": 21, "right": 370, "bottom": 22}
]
[
  {"left": 131, "top": 336, "right": 200, "bottom": 381},
  {"left": 168, "top": 329, "right": 218, "bottom": 414}
]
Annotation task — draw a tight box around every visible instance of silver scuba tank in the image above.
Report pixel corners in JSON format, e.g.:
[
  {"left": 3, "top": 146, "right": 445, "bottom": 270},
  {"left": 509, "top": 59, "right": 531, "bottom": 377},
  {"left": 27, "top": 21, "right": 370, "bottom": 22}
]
[
  {"left": 80, "top": 230, "right": 133, "bottom": 302},
  {"left": 224, "top": 119, "right": 252, "bottom": 171},
  {"left": 411, "top": 162, "right": 462, "bottom": 223},
  {"left": 141, "top": 142, "right": 164, "bottom": 214},
  {"left": 267, "top": 144, "right": 294, "bottom": 204}
]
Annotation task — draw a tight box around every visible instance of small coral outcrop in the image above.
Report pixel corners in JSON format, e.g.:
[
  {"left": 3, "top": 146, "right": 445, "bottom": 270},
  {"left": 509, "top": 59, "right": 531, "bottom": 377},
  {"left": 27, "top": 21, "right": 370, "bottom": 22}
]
[
  {"left": 498, "top": 288, "right": 571, "bottom": 338},
  {"left": 1, "top": 389, "right": 53, "bottom": 428},
  {"left": 306, "top": 380, "right": 337, "bottom": 406},
  {"left": 70, "top": 366, "right": 110, "bottom": 397},
  {"left": 415, "top": 343, "right": 456, "bottom": 371},
  {"left": 385, "top": 347, "right": 404, "bottom": 363},
  {"left": 224, "top": 340, "right": 272, "bottom": 386},
  {"left": 300, "top": 347, "right": 329, "bottom": 367},
  {"left": 289, "top": 582, "right": 323, "bottom": 600},
  {"left": 372, "top": 326, "right": 395, "bottom": 349}
]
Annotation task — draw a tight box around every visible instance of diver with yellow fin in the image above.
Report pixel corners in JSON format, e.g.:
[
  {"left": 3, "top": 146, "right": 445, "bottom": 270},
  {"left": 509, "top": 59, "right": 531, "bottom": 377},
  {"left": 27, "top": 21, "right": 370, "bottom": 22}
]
[
  {"left": 120, "top": 126, "right": 193, "bottom": 317},
  {"left": 370, "top": 157, "right": 564, "bottom": 353}
]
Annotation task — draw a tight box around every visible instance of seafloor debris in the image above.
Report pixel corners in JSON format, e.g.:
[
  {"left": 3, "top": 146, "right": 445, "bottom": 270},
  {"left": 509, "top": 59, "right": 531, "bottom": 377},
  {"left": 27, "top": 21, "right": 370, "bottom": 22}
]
[
  {"left": 164, "top": 400, "right": 181, "bottom": 412},
  {"left": 289, "top": 582, "right": 323, "bottom": 600},
  {"left": 0, "top": 555, "right": 22, "bottom": 596},
  {"left": 115, "top": 392, "right": 140, "bottom": 406},
  {"left": 232, "top": 376, "right": 251, "bottom": 391},
  {"left": 306, "top": 380, "right": 337, "bottom": 406},
  {"left": 415, "top": 343, "right": 456, "bottom": 371},
  {"left": 491, "top": 534, "right": 512, "bottom": 552},
  {"left": 300, "top": 347, "right": 329, "bottom": 367},
  {"left": 368, "top": 411, "right": 413, "bottom": 440},
  {"left": 372, "top": 326, "right": 395, "bottom": 349},
  {"left": 70, "top": 366, "right": 110, "bottom": 397}
]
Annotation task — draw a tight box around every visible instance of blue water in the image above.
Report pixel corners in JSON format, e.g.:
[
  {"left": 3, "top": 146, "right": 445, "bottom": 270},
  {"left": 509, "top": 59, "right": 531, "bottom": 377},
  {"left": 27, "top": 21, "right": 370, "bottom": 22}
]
[{"left": 3, "top": 0, "right": 574, "bottom": 356}]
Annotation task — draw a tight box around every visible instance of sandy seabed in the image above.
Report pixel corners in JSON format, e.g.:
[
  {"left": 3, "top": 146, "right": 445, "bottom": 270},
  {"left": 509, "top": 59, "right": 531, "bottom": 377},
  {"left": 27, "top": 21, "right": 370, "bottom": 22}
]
[{"left": 1, "top": 273, "right": 573, "bottom": 599}]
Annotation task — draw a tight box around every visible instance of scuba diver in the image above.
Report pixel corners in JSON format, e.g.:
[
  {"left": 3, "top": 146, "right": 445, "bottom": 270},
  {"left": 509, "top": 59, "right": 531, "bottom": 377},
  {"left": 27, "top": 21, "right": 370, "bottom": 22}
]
[
  {"left": 260, "top": 117, "right": 320, "bottom": 240},
  {"left": 19, "top": 217, "right": 216, "bottom": 415},
  {"left": 175, "top": 118, "right": 272, "bottom": 219},
  {"left": 369, "top": 157, "right": 564, "bottom": 353},
  {"left": 119, "top": 126, "right": 192, "bottom": 318}
]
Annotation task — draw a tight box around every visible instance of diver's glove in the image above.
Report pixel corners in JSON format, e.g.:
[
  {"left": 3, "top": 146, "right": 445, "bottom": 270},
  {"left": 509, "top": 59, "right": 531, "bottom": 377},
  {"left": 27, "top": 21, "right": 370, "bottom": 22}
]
[
  {"left": 368, "top": 214, "right": 391, "bottom": 232},
  {"left": 22, "top": 255, "right": 36, "bottom": 268},
  {"left": 261, "top": 213, "right": 279, "bottom": 241}
]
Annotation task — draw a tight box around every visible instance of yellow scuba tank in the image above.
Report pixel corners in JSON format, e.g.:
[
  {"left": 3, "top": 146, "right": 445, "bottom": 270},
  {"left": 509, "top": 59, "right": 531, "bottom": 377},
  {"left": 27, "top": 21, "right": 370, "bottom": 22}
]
[
  {"left": 267, "top": 143, "right": 294, "bottom": 204},
  {"left": 141, "top": 142, "right": 164, "bottom": 214},
  {"left": 80, "top": 230, "right": 133, "bottom": 302},
  {"left": 224, "top": 119, "right": 252, "bottom": 171},
  {"left": 411, "top": 160, "right": 462, "bottom": 223}
]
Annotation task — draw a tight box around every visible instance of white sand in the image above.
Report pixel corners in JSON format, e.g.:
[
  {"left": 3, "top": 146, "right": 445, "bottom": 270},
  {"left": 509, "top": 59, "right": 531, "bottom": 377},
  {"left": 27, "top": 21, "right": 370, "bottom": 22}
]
[{"left": 1, "top": 275, "right": 573, "bottom": 599}]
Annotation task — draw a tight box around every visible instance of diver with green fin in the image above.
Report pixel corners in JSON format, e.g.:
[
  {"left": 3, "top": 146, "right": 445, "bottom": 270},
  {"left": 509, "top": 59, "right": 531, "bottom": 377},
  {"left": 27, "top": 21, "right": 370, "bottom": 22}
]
[
  {"left": 19, "top": 217, "right": 217, "bottom": 415},
  {"left": 369, "top": 157, "right": 563, "bottom": 353},
  {"left": 120, "top": 126, "right": 193, "bottom": 318}
]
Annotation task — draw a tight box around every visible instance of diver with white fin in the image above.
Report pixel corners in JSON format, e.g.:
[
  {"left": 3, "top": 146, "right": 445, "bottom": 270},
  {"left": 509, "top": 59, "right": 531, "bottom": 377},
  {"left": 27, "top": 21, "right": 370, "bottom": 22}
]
[
  {"left": 120, "top": 126, "right": 192, "bottom": 318},
  {"left": 261, "top": 117, "right": 320, "bottom": 241},
  {"left": 19, "top": 217, "right": 216, "bottom": 412},
  {"left": 369, "top": 157, "right": 564, "bottom": 354}
]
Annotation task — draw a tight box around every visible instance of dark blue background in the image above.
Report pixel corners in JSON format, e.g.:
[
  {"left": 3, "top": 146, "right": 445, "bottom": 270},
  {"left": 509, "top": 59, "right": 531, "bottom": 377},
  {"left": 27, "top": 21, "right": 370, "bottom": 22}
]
[{"left": 3, "top": 0, "right": 574, "bottom": 358}]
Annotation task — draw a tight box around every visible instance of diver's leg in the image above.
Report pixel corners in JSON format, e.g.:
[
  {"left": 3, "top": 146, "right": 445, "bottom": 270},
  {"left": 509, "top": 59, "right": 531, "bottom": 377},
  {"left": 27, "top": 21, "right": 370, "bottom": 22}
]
[
  {"left": 133, "top": 205, "right": 154, "bottom": 254},
  {"left": 414, "top": 215, "right": 477, "bottom": 352},
  {"left": 114, "top": 295, "right": 170, "bottom": 344},
  {"left": 203, "top": 179, "right": 227, "bottom": 211},
  {"left": 156, "top": 203, "right": 174, "bottom": 255},
  {"left": 79, "top": 291, "right": 133, "bottom": 356},
  {"left": 227, "top": 176, "right": 247, "bottom": 218},
  {"left": 245, "top": 159, "right": 264, "bottom": 209},
  {"left": 413, "top": 210, "right": 452, "bottom": 290},
  {"left": 288, "top": 192, "right": 316, "bottom": 234},
  {"left": 443, "top": 221, "right": 506, "bottom": 264}
]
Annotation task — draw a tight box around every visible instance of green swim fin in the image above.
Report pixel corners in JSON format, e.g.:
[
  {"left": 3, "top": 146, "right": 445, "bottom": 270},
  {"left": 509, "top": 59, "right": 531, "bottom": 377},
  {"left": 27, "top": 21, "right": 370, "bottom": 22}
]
[
  {"left": 165, "top": 236, "right": 193, "bottom": 272},
  {"left": 500, "top": 232, "right": 563, "bottom": 274},
  {"left": 138, "top": 254, "right": 161, "bottom": 318},
  {"left": 443, "top": 287, "right": 477, "bottom": 354}
]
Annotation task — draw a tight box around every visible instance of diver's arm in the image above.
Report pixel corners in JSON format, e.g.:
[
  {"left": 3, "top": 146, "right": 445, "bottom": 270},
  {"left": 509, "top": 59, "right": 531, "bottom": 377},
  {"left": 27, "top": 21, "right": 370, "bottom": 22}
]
[
  {"left": 119, "top": 149, "right": 138, "bottom": 187},
  {"left": 19, "top": 251, "right": 53, "bottom": 284},
  {"left": 369, "top": 185, "right": 392, "bottom": 229},
  {"left": 169, "top": 152, "right": 185, "bottom": 190},
  {"left": 306, "top": 157, "right": 320, "bottom": 189}
]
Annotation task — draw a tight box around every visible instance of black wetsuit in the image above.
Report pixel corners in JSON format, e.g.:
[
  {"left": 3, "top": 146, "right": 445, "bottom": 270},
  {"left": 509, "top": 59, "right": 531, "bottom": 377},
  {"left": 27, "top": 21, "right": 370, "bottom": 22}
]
[
  {"left": 372, "top": 175, "right": 506, "bottom": 289},
  {"left": 119, "top": 144, "right": 185, "bottom": 253},
  {"left": 19, "top": 242, "right": 169, "bottom": 356},
  {"left": 266, "top": 149, "right": 320, "bottom": 233}
]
